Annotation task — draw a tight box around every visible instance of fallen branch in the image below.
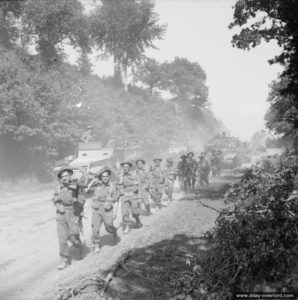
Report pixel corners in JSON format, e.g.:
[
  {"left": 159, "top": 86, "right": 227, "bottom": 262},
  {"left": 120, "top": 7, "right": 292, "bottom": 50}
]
[
  {"left": 229, "top": 266, "right": 241, "bottom": 284},
  {"left": 57, "top": 275, "right": 107, "bottom": 300},
  {"left": 197, "top": 199, "right": 222, "bottom": 213}
]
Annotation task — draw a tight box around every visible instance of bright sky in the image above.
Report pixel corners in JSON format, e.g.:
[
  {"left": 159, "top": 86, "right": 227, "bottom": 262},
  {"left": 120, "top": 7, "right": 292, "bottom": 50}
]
[{"left": 70, "top": 0, "right": 283, "bottom": 141}]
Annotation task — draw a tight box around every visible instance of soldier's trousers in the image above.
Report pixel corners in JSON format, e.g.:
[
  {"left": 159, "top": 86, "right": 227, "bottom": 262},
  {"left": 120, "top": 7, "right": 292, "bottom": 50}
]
[
  {"left": 56, "top": 208, "right": 80, "bottom": 259},
  {"left": 121, "top": 197, "right": 141, "bottom": 224},
  {"left": 91, "top": 206, "right": 116, "bottom": 245},
  {"left": 150, "top": 182, "right": 164, "bottom": 206},
  {"left": 191, "top": 175, "right": 196, "bottom": 188},
  {"left": 179, "top": 176, "right": 188, "bottom": 193},
  {"left": 140, "top": 189, "right": 150, "bottom": 206},
  {"left": 199, "top": 173, "right": 209, "bottom": 187},
  {"left": 211, "top": 166, "right": 217, "bottom": 177},
  {"left": 164, "top": 180, "right": 174, "bottom": 200}
]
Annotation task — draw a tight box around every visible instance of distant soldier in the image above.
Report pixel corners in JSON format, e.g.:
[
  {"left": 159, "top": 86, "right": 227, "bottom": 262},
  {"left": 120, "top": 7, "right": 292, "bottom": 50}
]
[
  {"left": 119, "top": 161, "right": 142, "bottom": 234},
  {"left": 149, "top": 158, "right": 166, "bottom": 210},
  {"left": 52, "top": 168, "right": 85, "bottom": 270},
  {"left": 210, "top": 150, "right": 221, "bottom": 177},
  {"left": 81, "top": 126, "right": 94, "bottom": 143},
  {"left": 177, "top": 155, "right": 191, "bottom": 193},
  {"left": 187, "top": 152, "right": 198, "bottom": 190},
  {"left": 134, "top": 158, "right": 151, "bottom": 215},
  {"left": 197, "top": 154, "right": 211, "bottom": 187},
  {"left": 89, "top": 167, "right": 119, "bottom": 253},
  {"left": 164, "top": 158, "right": 176, "bottom": 203}
]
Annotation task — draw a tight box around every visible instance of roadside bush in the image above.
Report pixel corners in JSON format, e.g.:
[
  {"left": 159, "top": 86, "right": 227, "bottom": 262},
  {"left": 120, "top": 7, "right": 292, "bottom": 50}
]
[
  {"left": 172, "top": 155, "right": 298, "bottom": 299},
  {"left": 197, "top": 156, "right": 298, "bottom": 298}
]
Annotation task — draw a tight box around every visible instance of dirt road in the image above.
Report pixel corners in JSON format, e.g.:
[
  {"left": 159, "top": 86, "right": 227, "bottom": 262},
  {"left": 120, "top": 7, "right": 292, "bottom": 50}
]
[{"left": 0, "top": 170, "right": 242, "bottom": 300}]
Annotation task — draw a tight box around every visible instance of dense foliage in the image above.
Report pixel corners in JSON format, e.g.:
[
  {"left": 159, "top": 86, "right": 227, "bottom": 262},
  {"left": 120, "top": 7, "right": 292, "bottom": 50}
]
[
  {"left": 134, "top": 57, "right": 210, "bottom": 123},
  {"left": 90, "top": 0, "right": 166, "bottom": 78},
  {"left": 265, "top": 77, "right": 298, "bottom": 149},
  {"left": 0, "top": 0, "right": 224, "bottom": 179},
  {"left": 180, "top": 156, "right": 298, "bottom": 298},
  {"left": 230, "top": 0, "right": 298, "bottom": 151},
  {"left": 135, "top": 57, "right": 208, "bottom": 104},
  {"left": 0, "top": 49, "right": 222, "bottom": 179}
]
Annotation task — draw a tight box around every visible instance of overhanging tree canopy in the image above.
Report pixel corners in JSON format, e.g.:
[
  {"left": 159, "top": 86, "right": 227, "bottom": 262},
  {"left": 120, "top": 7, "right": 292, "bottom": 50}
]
[{"left": 230, "top": 0, "right": 298, "bottom": 149}]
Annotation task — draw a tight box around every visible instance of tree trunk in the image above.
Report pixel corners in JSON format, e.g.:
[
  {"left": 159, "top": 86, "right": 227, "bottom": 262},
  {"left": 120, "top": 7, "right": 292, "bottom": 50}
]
[{"left": 38, "top": 38, "right": 59, "bottom": 66}]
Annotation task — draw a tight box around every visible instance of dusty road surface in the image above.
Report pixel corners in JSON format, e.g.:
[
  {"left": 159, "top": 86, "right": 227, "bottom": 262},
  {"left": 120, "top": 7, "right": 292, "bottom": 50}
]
[{"left": 0, "top": 169, "right": 243, "bottom": 300}]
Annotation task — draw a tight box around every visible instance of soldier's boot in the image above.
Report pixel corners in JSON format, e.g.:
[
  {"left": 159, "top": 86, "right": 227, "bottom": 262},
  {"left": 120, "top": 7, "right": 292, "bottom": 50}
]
[
  {"left": 72, "top": 235, "right": 84, "bottom": 259},
  {"left": 57, "top": 257, "right": 69, "bottom": 270},
  {"left": 133, "top": 215, "right": 143, "bottom": 229},
  {"left": 122, "top": 223, "right": 130, "bottom": 234},
  {"left": 162, "top": 198, "right": 169, "bottom": 206},
  {"left": 145, "top": 204, "right": 152, "bottom": 215},
  {"left": 112, "top": 229, "right": 120, "bottom": 243},
  {"left": 167, "top": 197, "right": 172, "bottom": 205},
  {"left": 94, "top": 244, "right": 100, "bottom": 253}
]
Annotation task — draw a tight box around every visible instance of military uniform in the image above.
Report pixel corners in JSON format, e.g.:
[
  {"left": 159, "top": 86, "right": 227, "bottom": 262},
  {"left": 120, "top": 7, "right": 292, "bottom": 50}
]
[
  {"left": 134, "top": 167, "right": 151, "bottom": 211},
  {"left": 210, "top": 154, "right": 221, "bottom": 177},
  {"left": 52, "top": 180, "right": 83, "bottom": 261},
  {"left": 150, "top": 164, "right": 165, "bottom": 207},
  {"left": 188, "top": 158, "right": 198, "bottom": 189},
  {"left": 118, "top": 171, "right": 141, "bottom": 225},
  {"left": 197, "top": 158, "right": 211, "bottom": 187},
  {"left": 164, "top": 165, "right": 176, "bottom": 202},
  {"left": 177, "top": 157, "right": 191, "bottom": 193},
  {"left": 91, "top": 182, "right": 118, "bottom": 246}
]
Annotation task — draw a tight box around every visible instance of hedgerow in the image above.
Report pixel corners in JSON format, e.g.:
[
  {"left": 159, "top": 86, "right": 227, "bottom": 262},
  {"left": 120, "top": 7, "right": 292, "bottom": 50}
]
[{"left": 174, "top": 155, "right": 298, "bottom": 299}]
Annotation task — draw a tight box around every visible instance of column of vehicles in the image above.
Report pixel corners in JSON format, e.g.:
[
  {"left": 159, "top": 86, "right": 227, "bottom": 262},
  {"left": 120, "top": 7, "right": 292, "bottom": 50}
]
[
  {"left": 52, "top": 133, "right": 257, "bottom": 189},
  {"left": 202, "top": 134, "right": 254, "bottom": 169}
]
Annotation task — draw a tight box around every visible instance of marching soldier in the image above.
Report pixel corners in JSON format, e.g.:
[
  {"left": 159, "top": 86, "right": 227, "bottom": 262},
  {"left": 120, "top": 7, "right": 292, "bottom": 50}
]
[
  {"left": 197, "top": 153, "right": 211, "bottom": 187},
  {"left": 134, "top": 158, "right": 151, "bottom": 215},
  {"left": 187, "top": 152, "right": 198, "bottom": 191},
  {"left": 52, "top": 168, "right": 85, "bottom": 270},
  {"left": 210, "top": 150, "right": 222, "bottom": 177},
  {"left": 89, "top": 167, "right": 119, "bottom": 253},
  {"left": 119, "top": 161, "right": 142, "bottom": 234},
  {"left": 164, "top": 158, "right": 176, "bottom": 203},
  {"left": 216, "top": 150, "right": 222, "bottom": 175},
  {"left": 177, "top": 155, "right": 191, "bottom": 194},
  {"left": 149, "top": 158, "right": 166, "bottom": 210}
]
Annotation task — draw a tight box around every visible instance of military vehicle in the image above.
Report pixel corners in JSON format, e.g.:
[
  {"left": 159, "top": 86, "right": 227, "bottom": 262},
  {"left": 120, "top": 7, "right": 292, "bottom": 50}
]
[
  {"left": 53, "top": 142, "right": 117, "bottom": 184},
  {"left": 204, "top": 133, "right": 252, "bottom": 169}
]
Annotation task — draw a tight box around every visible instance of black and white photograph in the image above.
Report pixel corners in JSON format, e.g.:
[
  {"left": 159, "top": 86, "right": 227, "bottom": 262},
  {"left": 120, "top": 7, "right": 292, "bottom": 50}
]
[{"left": 0, "top": 0, "right": 298, "bottom": 299}]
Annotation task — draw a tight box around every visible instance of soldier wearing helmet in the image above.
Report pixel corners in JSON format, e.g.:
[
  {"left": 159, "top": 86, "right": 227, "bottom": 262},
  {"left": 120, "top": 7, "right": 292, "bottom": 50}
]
[
  {"left": 149, "top": 158, "right": 166, "bottom": 210},
  {"left": 134, "top": 158, "right": 152, "bottom": 215},
  {"left": 52, "top": 168, "right": 84, "bottom": 270},
  {"left": 89, "top": 167, "right": 119, "bottom": 253},
  {"left": 118, "top": 161, "right": 142, "bottom": 234},
  {"left": 164, "top": 158, "right": 176, "bottom": 203}
]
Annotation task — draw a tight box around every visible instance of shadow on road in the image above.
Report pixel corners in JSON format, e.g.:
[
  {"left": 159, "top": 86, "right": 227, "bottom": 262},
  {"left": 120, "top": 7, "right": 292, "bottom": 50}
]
[
  {"left": 104, "top": 234, "right": 210, "bottom": 300},
  {"left": 70, "top": 244, "right": 91, "bottom": 261},
  {"left": 178, "top": 184, "right": 231, "bottom": 201}
]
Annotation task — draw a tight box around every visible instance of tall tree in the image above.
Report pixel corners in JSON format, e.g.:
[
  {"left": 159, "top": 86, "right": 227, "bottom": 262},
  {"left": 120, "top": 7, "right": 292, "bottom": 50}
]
[
  {"left": 0, "top": 0, "right": 23, "bottom": 49},
  {"left": 0, "top": 50, "right": 85, "bottom": 177},
  {"left": 163, "top": 57, "right": 209, "bottom": 108},
  {"left": 22, "top": 0, "right": 89, "bottom": 66},
  {"left": 90, "top": 0, "right": 166, "bottom": 82},
  {"left": 230, "top": 0, "right": 298, "bottom": 149},
  {"left": 265, "top": 77, "right": 298, "bottom": 143},
  {"left": 77, "top": 49, "right": 93, "bottom": 75},
  {"left": 133, "top": 58, "right": 166, "bottom": 94}
]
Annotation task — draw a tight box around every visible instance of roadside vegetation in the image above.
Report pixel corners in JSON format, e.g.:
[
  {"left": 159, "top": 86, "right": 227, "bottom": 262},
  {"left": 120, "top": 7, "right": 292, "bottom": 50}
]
[{"left": 0, "top": 0, "right": 224, "bottom": 181}]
